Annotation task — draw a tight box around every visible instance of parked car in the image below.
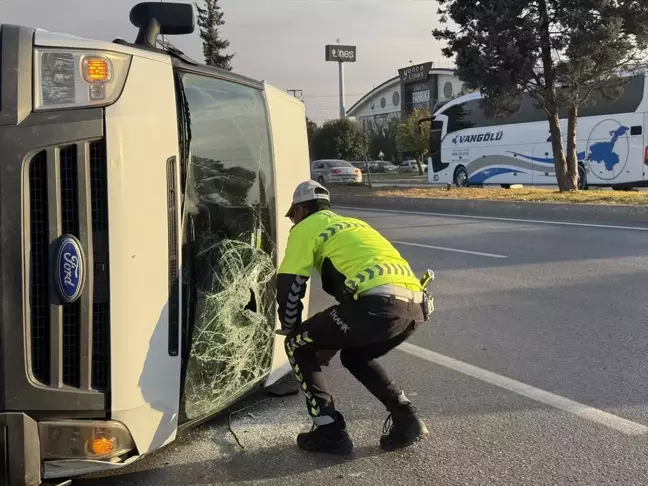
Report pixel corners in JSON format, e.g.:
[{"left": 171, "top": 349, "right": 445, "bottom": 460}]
[
  {"left": 397, "top": 159, "right": 427, "bottom": 173},
  {"left": 350, "top": 161, "right": 368, "bottom": 173},
  {"left": 368, "top": 160, "right": 397, "bottom": 173},
  {"left": 311, "top": 159, "right": 363, "bottom": 185}
]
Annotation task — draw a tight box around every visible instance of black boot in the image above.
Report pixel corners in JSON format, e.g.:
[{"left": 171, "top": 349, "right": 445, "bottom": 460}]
[
  {"left": 297, "top": 412, "right": 354, "bottom": 455},
  {"left": 380, "top": 402, "right": 429, "bottom": 451}
]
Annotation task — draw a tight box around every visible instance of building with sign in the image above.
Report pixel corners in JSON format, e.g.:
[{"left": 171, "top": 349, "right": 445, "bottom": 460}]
[{"left": 347, "top": 63, "right": 465, "bottom": 133}]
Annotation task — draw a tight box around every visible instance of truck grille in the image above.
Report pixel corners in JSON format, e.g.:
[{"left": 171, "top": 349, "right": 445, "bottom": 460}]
[
  {"left": 27, "top": 140, "right": 110, "bottom": 392},
  {"left": 28, "top": 152, "right": 50, "bottom": 385},
  {"left": 61, "top": 146, "right": 81, "bottom": 388}
]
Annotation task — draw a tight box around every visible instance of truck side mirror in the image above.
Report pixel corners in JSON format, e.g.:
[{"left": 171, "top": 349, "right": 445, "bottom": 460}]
[{"left": 131, "top": 2, "right": 195, "bottom": 47}]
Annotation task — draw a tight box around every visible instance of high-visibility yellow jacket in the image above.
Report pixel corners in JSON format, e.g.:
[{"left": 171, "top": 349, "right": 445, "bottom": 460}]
[{"left": 276, "top": 210, "right": 421, "bottom": 329}]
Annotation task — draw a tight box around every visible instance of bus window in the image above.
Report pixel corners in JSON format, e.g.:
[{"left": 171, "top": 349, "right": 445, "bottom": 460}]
[
  {"left": 429, "top": 120, "right": 449, "bottom": 173},
  {"left": 577, "top": 74, "right": 645, "bottom": 118},
  {"left": 446, "top": 102, "right": 477, "bottom": 134},
  {"left": 177, "top": 72, "right": 277, "bottom": 422},
  {"left": 443, "top": 74, "right": 645, "bottom": 135}
]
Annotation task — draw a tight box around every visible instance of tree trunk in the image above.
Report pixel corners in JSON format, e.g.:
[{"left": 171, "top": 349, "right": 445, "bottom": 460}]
[
  {"left": 547, "top": 113, "right": 569, "bottom": 191},
  {"left": 565, "top": 105, "right": 579, "bottom": 191},
  {"left": 537, "top": 0, "right": 555, "bottom": 89},
  {"left": 416, "top": 156, "right": 424, "bottom": 176},
  {"left": 537, "top": 0, "right": 571, "bottom": 191}
]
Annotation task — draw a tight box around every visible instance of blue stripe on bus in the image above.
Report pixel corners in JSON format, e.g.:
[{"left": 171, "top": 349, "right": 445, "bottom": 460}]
[
  {"left": 468, "top": 167, "right": 528, "bottom": 184},
  {"left": 506, "top": 151, "right": 587, "bottom": 165}
]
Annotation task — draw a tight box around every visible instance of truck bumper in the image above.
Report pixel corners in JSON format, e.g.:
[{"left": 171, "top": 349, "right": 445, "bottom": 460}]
[{"left": 0, "top": 413, "right": 42, "bottom": 486}]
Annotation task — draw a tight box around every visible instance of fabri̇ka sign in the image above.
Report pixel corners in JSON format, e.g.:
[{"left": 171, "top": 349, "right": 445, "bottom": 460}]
[{"left": 326, "top": 45, "right": 357, "bottom": 63}]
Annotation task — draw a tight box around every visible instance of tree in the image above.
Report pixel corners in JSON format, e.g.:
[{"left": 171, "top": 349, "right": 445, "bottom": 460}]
[
  {"left": 433, "top": 0, "right": 648, "bottom": 191},
  {"left": 313, "top": 118, "right": 368, "bottom": 161},
  {"left": 395, "top": 108, "right": 431, "bottom": 175},
  {"left": 557, "top": 2, "right": 648, "bottom": 189},
  {"left": 306, "top": 117, "right": 319, "bottom": 161},
  {"left": 195, "top": 0, "right": 234, "bottom": 70},
  {"left": 367, "top": 118, "right": 399, "bottom": 162}
]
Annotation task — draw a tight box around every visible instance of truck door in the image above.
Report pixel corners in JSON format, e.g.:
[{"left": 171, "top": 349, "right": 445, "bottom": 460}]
[{"left": 176, "top": 71, "right": 281, "bottom": 423}]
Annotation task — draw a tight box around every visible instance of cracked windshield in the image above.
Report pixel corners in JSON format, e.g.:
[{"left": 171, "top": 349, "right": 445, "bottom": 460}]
[{"left": 0, "top": 0, "right": 647, "bottom": 485}]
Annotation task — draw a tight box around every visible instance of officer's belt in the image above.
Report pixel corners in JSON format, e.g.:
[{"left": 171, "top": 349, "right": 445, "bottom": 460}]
[{"left": 359, "top": 284, "right": 424, "bottom": 304}]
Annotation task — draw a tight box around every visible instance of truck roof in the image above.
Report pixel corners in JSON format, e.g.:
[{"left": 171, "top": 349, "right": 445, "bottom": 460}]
[
  {"left": 33, "top": 28, "right": 173, "bottom": 63},
  {"left": 25, "top": 25, "right": 273, "bottom": 94}
]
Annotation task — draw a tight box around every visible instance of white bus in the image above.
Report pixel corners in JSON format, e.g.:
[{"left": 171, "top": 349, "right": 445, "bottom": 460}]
[
  {"left": 426, "top": 74, "right": 648, "bottom": 190},
  {"left": 0, "top": 3, "right": 309, "bottom": 485}
]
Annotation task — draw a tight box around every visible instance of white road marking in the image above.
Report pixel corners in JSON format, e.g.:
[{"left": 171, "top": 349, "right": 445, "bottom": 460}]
[
  {"left": 392, "top": 240, "right": 508, "bottom": 259},
  {"left": 337, "top": 206, "right": 648, "bottom": 232},
  {"left": 399, "top": 342, "right": 648, "bottom": 436}
]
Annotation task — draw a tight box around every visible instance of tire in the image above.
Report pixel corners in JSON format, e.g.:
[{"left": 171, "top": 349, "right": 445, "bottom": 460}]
[
  {"left": 454, "top": 166, "right": 468, "bottom": 187},
  {"left": 501, "top": 184, "right": 511, "bottom": 189},
  {"left": 577, "top": 164, "right": 588, "bottom": 190}
]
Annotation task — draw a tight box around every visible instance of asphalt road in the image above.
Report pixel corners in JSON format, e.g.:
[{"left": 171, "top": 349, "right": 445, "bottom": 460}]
[{"left": 77, "top": 207, "right": 648, "bottom": 486}]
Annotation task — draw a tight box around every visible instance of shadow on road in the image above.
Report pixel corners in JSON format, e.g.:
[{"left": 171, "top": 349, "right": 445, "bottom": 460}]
[{"left": 78, "top": 443, "right": 382, "bottom": 485}]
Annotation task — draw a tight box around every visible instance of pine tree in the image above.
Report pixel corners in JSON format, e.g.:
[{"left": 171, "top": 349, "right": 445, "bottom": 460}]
[{"left": 195, "top": 0, "right": 234, "bottom": 71}]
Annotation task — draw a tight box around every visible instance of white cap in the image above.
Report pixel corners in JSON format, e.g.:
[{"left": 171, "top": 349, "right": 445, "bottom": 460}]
[{"left": 286, "top": 180, "right": 330, "bottom": 217}]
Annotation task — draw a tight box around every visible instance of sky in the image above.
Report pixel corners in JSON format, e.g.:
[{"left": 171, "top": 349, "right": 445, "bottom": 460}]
[{"left": 0, "top": 0, "right": 451, "bottom": 123}]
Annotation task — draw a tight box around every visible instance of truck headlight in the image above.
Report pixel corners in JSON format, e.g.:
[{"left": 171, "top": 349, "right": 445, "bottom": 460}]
[
  {"left": 39, "top": 420, "right": 136, "bottom": 461},
  {"left": 34, "top": 48, "right": 131, "bottom": 111}
]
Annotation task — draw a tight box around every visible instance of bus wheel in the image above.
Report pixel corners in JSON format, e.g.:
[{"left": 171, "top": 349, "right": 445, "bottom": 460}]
[
  {"left": 454, "top": 166, "right": 468, "bottom": 187},
  {"left": 577, "top": 164, "right": 588, "bottom": 190}
]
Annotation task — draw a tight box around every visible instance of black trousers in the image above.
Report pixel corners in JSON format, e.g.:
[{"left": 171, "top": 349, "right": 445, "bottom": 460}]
[{"left": 284, "top": 294, "right": 425, "bottom": 425}]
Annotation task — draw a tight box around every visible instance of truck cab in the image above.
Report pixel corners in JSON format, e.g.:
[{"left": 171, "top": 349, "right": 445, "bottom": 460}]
[{"left": 0, "top": 3, "right": 310, "bottom": 485}]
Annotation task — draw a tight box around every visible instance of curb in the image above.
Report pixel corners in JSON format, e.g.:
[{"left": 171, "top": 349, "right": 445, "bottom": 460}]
[{"left": 330, "top": 194, "right": 648, "bottom": 225}]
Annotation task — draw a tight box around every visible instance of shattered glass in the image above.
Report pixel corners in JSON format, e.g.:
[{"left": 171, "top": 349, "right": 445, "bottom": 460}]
[
  {"left": 183, "top": 235, "right": 275, "bottom": 419},
  {"left": 178, "top": 74, "right": 278, "bottom": 421}
]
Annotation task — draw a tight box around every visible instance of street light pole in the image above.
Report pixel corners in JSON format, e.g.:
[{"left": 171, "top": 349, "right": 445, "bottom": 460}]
[{"left": 338, "top": 61, "right": 346, "bottom": 118}]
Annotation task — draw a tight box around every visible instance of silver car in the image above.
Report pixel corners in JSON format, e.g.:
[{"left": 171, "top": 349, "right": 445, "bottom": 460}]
[
  {"left": 397, "top": 159, "right": 427, "bottom": 173},
  {"left": 311, "top": 159, "right": 363, "bottom": 185}
]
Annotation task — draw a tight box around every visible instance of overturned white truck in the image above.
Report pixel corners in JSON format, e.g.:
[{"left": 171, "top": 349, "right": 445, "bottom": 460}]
[{"left": 0, "top": 3, "right": 310, "bottom": 485}]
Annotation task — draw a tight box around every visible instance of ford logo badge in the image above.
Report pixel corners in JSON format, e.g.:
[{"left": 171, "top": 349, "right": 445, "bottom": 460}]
[{"left": 55, "top": 234, "right": 85, "bottom": 304}]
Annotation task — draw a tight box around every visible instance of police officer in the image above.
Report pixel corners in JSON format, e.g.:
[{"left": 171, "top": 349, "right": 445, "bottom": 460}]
[{"left": 277, "top": 180, "right": 429, "bottom": 455}]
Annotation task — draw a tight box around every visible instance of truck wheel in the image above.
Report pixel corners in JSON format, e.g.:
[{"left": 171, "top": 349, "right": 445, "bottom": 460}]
[{"left": 454, "top": 166, "right": 468, "bottom": 187}]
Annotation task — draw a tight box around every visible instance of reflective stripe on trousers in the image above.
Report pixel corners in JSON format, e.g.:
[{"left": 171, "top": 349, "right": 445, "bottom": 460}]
[{"left": 285, "top": 331, "right": 322, "bottom": 417}]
